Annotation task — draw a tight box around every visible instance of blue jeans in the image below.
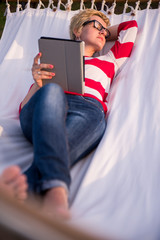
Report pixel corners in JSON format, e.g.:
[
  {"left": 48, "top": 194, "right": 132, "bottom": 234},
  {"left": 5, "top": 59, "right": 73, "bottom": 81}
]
[{"left": 20, "top": 83, "right": 106, "bottom": 194}]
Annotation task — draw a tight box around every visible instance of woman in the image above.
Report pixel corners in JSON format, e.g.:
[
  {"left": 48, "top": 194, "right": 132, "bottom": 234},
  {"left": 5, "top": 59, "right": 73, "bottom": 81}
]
[{"left": 19, "top": 9, "right": 138, "bottom": 217}]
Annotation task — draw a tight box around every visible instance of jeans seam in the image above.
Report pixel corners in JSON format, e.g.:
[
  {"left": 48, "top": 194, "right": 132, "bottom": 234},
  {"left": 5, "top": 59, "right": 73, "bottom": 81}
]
[
  {"left": 81, "top": 97, "right": 106, "bottom": 128},
  {"left": 80, "top": 96, "right": 104, "bottom": 114}
]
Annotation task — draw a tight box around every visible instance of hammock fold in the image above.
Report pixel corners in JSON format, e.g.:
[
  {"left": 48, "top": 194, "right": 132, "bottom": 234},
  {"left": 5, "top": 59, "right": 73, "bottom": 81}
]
[{"left": 0, "top": 1, "right": 160, "bottom": 239}]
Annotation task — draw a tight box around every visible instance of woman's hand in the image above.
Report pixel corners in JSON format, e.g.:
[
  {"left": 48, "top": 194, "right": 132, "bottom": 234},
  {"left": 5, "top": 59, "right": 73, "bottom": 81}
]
[
  {"left": 32, "top": 52, "right": 55, "bottom": 88},
  {"left": 106, "top": 25, "right": 119, "bottom": 41}
]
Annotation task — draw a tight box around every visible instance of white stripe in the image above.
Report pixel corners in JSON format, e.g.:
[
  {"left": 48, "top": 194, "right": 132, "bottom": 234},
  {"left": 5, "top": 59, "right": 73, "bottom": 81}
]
[
  {"left": 85, "top": 56, "right": 93, "bottom": 60},
  {"left": 107, "top": 50, "right": 128, "bottom": 70},
  {"left": 116, "top": 57, "right": 128, "bottom": 69},
  {"left": 85, "top": 64, "right": 111, "bottom": 90},
  {"left": 118, "top": 27, "right": 137, "bottom": 44},
  {"left": 85, "top": 86, "right": 103, "bottom": 101},
  {"left": 97, "top": 54, "right": 115, "bottom": 63},
  {"left": 105, "top": 80, "right": 111, "bottom": 93}
]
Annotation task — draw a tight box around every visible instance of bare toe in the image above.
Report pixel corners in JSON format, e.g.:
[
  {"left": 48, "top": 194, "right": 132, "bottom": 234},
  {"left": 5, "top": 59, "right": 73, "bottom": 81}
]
[
  {"left": 1, "top": 166, "right": 21, "bottom": 184},
  {"left": 15, "top": 175, "right": 28, "bottom": 200},
  {"left": 0, "top": 166, "right": 28, "bottom": 202}
]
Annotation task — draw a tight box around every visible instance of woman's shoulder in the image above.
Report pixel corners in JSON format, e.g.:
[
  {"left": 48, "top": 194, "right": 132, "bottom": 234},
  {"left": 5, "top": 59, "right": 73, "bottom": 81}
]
[{"left": 118, "top": 20, "right": 138, "bottom": 33}]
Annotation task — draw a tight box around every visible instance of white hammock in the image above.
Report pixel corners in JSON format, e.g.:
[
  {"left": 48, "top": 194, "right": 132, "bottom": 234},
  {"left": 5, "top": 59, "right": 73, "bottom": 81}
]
[{"left": 0, "top": 1, "right": 160, "bottom": 239}]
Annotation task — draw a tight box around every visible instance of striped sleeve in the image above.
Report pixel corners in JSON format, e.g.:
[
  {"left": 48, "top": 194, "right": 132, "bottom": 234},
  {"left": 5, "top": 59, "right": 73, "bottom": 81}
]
[{"left": 110, "top": 20, "right": 138, "bottom": 71}]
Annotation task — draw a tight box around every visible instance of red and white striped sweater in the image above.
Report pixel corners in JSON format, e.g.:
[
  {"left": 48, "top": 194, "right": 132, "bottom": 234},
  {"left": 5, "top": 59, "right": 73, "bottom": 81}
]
[
  {"left": 19, "top": 20, "right": 138, "bottom": 114},
  {"left": 83, "top": 20, "right": 138, "bottom": 112}
]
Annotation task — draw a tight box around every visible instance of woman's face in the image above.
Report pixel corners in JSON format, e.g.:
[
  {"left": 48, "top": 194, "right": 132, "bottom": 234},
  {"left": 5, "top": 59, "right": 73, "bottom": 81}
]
[{"left": 79, "top": 15, "right": 107, "bottom": 54}]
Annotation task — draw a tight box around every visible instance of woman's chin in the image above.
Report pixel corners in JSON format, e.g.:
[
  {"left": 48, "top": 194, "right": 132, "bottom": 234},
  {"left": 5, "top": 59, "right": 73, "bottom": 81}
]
[{"left": 95, "top": 45, "right": 105, "bottom": 52}]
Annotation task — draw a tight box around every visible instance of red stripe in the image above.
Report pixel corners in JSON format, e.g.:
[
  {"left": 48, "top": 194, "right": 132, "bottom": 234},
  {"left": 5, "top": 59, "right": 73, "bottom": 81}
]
[
  {"left": 85, "top": 78, "right": 109, "bottom": 102},
  {"left": 103, "top": 92, "right": 108, "bottom": 101},
  {"left": 19, "top": 103, "right": 22, "bottom": 115},
  {"left": 85, "top": 58, "right": 115, "bottom": 79},
  {"left": 118, "top": 20, "right": 138, "bottom": 35},
  {"left": 85, "top": 78, "right": 105, "bottom": 98},
  {"left": 111, "top": 41, "right": 134, "bottom": 59}
]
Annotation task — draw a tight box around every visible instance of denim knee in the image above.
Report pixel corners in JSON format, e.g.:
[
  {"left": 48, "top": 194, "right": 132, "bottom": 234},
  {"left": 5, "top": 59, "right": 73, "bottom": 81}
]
[
  {"left": 40, "top": 83, "right": 64, "bottom": 102},
  {"left": 36, "top": 83, "right": 67, "bottom": 121}
]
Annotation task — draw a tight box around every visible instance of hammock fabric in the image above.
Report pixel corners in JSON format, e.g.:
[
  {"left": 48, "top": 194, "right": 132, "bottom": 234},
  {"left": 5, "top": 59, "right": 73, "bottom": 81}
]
[{"left": 0, "top": 1, "right": 160, "bottom": 239}]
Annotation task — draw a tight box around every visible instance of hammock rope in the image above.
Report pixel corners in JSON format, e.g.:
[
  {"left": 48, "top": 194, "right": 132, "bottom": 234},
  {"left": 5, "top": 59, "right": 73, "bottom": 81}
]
[
  {"left": 65, "top": 0, "right": 73, "bottom": 10},
  {"left": 147, "top": 0, "right": 152, "bottom": 8},
  {"left": 4, "top": 0, "right": 160, "bottom": 15},
  {"left": 107, "top": 1, "right": 117, "bottom": 14},
  {"left": 37, "top": 0, "right": 45, "bottom": 10},
  {"left": 4, "top": 1, "right": 10, "bottom": 16}
]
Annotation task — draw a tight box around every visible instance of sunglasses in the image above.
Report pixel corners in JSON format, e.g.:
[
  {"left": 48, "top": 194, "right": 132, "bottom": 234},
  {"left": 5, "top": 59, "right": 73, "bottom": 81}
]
[{"left": 83, "top": 20, "right": 110, "bottom": 39}]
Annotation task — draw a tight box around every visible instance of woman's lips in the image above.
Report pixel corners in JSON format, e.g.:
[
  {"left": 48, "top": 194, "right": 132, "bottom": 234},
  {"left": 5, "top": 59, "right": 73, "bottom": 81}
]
[{"left": 97, "top": 36, "right": 104, "bottom": 42}]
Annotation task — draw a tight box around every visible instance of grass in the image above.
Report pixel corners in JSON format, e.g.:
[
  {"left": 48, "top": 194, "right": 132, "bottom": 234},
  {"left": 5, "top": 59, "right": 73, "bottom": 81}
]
[
  {"left": 0, "top": 1, "right": 6, "bottom": 37},
  {"left": 0, "top": 0, "right": 159, "bottom": 38}
]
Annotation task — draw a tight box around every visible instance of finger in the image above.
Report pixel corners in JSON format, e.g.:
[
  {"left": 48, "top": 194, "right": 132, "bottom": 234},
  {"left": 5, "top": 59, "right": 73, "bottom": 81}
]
[
  {"left": 32, "top": 65, "right": 40, "bottom": 75},
  {"left": 32, "top": 63, "right": 53, "bottom": 77},
  {"left": 39, "top": 71, "right": 55, "bottom": 79},
  {"left": 32, "top": 62, "right": 42, "bottom": 77},
  {"left": 40, "top": 70, "right": 55, "bottom": 76},
  {"left": 33, "top": 69, "right": 55, "bottom": 79},
  {"left": 39, "top": 63, "right": 54, "bottom": 70},
  {"left": 33, "top": 52, "right": 42, "bottom": 65}
]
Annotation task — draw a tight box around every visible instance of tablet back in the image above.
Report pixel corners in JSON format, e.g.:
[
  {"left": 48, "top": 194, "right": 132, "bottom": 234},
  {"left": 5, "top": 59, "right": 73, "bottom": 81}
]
[{"left": 38, "top": 37, "right": 85, "bottom": 94}]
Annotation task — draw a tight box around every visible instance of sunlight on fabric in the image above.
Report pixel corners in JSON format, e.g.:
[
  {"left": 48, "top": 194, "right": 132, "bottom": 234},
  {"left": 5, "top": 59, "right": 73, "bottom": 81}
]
[
  {"left": 4, "top": 41, "right": 24, "bottom": 59},
  {"left": 0, "top": 126, "right": 3, "bottom": 136}
]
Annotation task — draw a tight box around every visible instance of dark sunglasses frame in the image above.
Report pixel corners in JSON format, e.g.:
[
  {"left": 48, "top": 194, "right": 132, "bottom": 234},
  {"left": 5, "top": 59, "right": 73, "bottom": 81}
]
[{"left": 83, "top": 20, "right": 110, "bottom": 39}]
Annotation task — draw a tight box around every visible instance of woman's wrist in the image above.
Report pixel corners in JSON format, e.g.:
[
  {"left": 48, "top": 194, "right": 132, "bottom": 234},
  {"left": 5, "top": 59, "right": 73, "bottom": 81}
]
[{"left": 33, "top": 82, "right": 41, "bottom": 90}]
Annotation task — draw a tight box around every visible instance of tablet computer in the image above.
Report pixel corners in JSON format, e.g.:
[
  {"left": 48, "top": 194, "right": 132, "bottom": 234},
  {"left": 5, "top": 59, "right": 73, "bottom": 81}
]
[{"left": 38, "top": 37, "right": 85, "bottom": 94}]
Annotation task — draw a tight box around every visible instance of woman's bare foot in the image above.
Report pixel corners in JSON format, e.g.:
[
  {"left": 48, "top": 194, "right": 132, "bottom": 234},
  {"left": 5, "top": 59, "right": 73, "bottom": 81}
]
[
  {"left": 43, "top": 187, "right": 70, "bottom": 220},
  {"left": 0, "top": 166, "right": 28, "bottom": 201}
]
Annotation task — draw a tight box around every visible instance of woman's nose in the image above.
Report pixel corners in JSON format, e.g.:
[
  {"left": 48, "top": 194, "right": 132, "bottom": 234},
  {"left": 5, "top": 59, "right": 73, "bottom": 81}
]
[{"left": 100, "top": 28, "right": 105, "bottom": 35}]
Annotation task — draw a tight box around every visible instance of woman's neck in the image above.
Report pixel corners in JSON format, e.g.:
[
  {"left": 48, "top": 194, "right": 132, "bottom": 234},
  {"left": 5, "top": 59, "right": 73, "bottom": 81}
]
[{"left": 84, "top": 46, "right": 95, "bottom": 57}]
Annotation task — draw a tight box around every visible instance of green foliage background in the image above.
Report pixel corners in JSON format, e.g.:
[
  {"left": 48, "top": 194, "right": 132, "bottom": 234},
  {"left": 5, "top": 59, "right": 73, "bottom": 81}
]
[{"left": 0, "top": 1, "right": 6, "bottom": 37}]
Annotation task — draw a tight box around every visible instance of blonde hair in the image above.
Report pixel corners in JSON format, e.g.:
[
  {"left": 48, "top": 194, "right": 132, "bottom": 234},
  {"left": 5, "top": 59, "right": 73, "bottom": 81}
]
[{"left": 69, "top": 9, "right": 110, "bottom": 40}]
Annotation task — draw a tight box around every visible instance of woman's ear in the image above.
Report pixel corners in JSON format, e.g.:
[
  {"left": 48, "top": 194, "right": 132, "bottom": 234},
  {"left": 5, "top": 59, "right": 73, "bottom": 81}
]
[{"left": 73, "top": 29, "right": 81, "bottom": 40}]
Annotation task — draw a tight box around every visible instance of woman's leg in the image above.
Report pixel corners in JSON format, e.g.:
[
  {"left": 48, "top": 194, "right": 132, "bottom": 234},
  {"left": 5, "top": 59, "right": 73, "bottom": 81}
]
[
  {"left": 41, "top": 95, "right": 106, "bottom": 217},
  {"left": 20, "top": 83, "right": 70, "bottom": 193},
  {"left": 0, "top": 166, "right": 28, "bottom": 201},
  {"left": 20, "top": 83, "right": 70, "bottom": 217},
  {"left": 66, "top": 95, "right": 106, "bottom": 166}
]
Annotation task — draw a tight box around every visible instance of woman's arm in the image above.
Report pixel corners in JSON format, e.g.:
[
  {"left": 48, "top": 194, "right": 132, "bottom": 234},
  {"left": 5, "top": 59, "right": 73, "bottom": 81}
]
[
  {"left": 109, "top": 20, "right": 138, "bottom": 70},
  {"left": 20, "top": 53, "right": 55, "bottom": 109},
  {"left": 107, "top": 25, "right": 119, "bottom": 41},
  {"left": 20, "top": 83, "right": 40, "bottom": 109}
]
